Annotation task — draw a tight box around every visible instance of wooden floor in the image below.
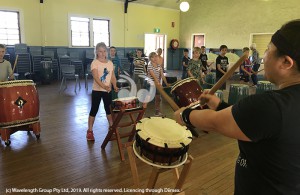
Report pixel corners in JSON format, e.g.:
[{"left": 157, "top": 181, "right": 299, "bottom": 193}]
[{"left": 0, "top": 77, "right": 256, "bottom": 195}]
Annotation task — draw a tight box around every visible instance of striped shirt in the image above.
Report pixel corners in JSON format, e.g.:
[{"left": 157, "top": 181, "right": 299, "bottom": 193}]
[
  {"left": 147, "top": 62, "right": 162, "bottom": 83},
  {"left": 133, "top": 57, "right": 146, "bottom": 75}
]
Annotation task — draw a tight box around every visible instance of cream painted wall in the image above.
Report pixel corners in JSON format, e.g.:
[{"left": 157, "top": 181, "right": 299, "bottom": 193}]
[
  {"left": 0, "top": 0, "right": 180, "bottom": 47},
  {"left": 180, "top": 0, "right": 300, "bottom": 49}
]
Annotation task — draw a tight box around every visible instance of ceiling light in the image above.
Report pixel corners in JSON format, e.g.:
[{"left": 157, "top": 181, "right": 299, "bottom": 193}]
[{"left": 180, "top": 1, "right": 189, "bottom": 12}]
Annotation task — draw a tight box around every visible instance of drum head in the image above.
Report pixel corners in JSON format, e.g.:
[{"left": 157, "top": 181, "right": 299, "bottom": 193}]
[{"left": 136, "top": 117, "right": 192, "bottom": 148}]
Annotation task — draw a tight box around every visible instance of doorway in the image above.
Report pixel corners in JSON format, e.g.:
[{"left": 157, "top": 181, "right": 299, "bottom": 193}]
[{"left": 144, "top": 34, "right": 167, "bottom": 69}]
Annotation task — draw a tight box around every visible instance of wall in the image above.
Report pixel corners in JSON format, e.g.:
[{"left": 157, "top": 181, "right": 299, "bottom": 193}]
[
  {"left": 0, "top": 0, "right": 180, "bottom": 48},
  {"left": 180, "top": 0, "right": 300, "bottom": 50}
]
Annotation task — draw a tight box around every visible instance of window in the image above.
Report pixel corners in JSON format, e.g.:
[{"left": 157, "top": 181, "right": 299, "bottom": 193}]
[
  {"left": 0, "top": 10, "right": 21, "bottom": 45},
  {"left": 70, "top": 16, "right": 110, "bottom": 47}
]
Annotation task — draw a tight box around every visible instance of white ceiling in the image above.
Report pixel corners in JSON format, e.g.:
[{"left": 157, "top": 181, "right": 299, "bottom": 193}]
[{"left": 114, "top": 0, "right": 182, "bottom": 11}]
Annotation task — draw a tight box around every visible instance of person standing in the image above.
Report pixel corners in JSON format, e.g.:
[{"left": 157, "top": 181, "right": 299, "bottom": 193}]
[
  {"left": 156, "top": 48, "right": 165, "bottom": 71},
  {"left": 250, "top": 43, "right": 260, "bottom": 87},
  {"left": 87, "top": 42, "right": 118, "bottom": 141},
  {"left": 175, "top": 19, "right": 300, "bottom": 194},
  {"left": 133, "top": 49, "right": 146, "bottom": 88},
  {"left": 187, "top": 47, "right": 205, "bottom": 85},
  {"left": 146, "top": 52, "right": 169, "bottom": 116},
  {"left": 109, "top": 46, "right": 123, "bottom": 80},
  {"left": 181, "top": 49, "right": 190, "bottom": 79},
  {"left": 200, "top": 46, "right": 213, "bottom": 74},
  {"left": 0, "top": 44, "right": 14, "bottom": 82},
  {"left": 215, "top": 45, "right": 229, "bottom": 90}
]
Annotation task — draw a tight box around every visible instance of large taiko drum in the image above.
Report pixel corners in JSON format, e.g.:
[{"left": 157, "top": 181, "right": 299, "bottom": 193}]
[
  {"left": 0, "top": 80, "right": 39, "bottom": 128},
  {"left": 134, "top": 117, "right": 192, "bottom": 168},
  {"left": 112, "top": 96, "right": 139, "bottom": 111},
  {"left": 203, "top": 72, "right": 216, "bottom": 89},
  {"left": 171, "top": 77, "right": 203, "bottom": 107},
  {"left": 256, "top": 81, "right": 275, "bottom": 94},
  {"left": 228, "top": 84, "right": 249, "bottom": 105}
]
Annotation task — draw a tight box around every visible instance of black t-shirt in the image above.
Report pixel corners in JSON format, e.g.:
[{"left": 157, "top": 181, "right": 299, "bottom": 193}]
[
  {"left": 200, "top": 53, "right": 208, "bottom": 69},
  {"left": 182, "top": 56, "right": 190, "bottom": 71},
  {"left": 232, "top": 84, "right": 300, "bottom": 195},
  {"left": 216, "top": 55, "right": 229, "bottom": 78}
]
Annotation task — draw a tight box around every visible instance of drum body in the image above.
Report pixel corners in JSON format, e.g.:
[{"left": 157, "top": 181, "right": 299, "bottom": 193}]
[
  {"left": 40, "top": 61, "right": 53, "bottom": 83},
  {"left": 228, "top": 84, "right": 249, "bottom": 105},
  {"left": 135, "top": 117, "right": 192, "bottom": 166},
  {"left": 203, "top": 72, "right": 216, "bottom": 89},
  {"left": 0, "top": 80, "right": 40, "bottom": 128},
  {"left": 171, "top": 78, "right": 203, "bottom": 107},
  {"left": 112, "top": 96, "right": 139, "bottom": 111},
  {"left": 215, "top": 90, "right": 224, "bottom": 101},
  {"left": 256, "top": 81, "right": 275, "bottom": 94}
]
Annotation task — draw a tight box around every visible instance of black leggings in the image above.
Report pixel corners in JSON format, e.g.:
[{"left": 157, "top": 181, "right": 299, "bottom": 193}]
[{"left": 89, "top": 90, "right": 111, "bottom": 117}]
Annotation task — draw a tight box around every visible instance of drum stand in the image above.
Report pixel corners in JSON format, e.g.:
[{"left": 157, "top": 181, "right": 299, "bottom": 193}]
[
  {"left": 0, "top": 122, "right": 41, "bottom": 146},
  {"left": 125, "top": 143, "right": 193, "bottom": 195},
  {"left": 101, "top": 105, "right": 147, "bottom": 161}
]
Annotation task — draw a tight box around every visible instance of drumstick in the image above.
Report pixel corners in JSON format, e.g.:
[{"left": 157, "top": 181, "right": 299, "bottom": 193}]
[
  {"left": 256, "top": 69, "right": 264, "bottom": 73},
  {"left": 9, "top": 55, "right": 19, "bottom": 78},
  {"left": 156, "top": 84, "right": 179, "bottom": 111}
]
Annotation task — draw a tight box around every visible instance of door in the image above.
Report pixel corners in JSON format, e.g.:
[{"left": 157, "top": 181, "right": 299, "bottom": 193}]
[{"left": 144, "top": 34, "right": 167, "bottom": 69}]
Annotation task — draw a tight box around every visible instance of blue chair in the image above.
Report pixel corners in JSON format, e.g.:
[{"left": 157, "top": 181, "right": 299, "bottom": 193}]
[{"left": 59, "top": 65, "right": 81, "bottom": 93}]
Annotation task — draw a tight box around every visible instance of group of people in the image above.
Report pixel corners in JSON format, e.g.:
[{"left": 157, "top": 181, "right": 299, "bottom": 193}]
[
  {"left": 181, "top": 43, "right": 261, "bottom": 90},
  {"left": 175, "top": 19, "right": 300, "bottom": 194},
  {"left": 86, "top": 46, "right": 169, "bottom": 140}
]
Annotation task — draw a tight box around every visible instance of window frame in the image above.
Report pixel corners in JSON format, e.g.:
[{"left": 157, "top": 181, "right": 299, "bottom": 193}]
[
  {"left": 0, "top": 8, "right": 25, "bottom": 46},
  {"left": 68, "top": 14, "right": 110, "bottom": 48}
]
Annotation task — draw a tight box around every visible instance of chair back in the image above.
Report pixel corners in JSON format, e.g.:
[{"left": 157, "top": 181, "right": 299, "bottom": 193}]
[{"left": 61, "top": 65, "right": 75, "bottom": 76}]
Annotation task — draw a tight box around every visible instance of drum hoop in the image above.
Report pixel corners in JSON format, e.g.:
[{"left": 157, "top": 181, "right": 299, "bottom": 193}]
[
  {"left": 258, "top": 81, "right": 272, "bottom": 84},
  {"left": 136, "top": 117, "right": 192, "bottom": 148},
  {"left": 132, "top": 141, "right": 188, "bottom": 168},
  {"left": 230, "top": 84, "right": 249, "bottom": 88},
  {"left": 112, "top": 96, "right": 137, "bottom": 102},
  {"left": 171, "top": 78, "right": 199, "bottom": 93},
  {"left": 0, "top": 117, "right": 39, "bottom": 128},
  {"left": 0, "top": 80, "right": 35, "bottom": 87}
]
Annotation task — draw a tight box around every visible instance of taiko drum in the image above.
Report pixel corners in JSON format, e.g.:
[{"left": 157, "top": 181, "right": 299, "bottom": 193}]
[
  {"left": 0, "top": 80, "right": 40, "bottom": 128},
  {"left": 171, "top": 77, "right": 203, "bottom": 107}
]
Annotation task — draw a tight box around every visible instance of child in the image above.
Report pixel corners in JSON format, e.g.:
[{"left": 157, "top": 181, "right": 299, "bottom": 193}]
[
  {"left": 156, "top": 48, "right": 164, "bottom": 71},
  {"left": 87, "top": 42, "right": 118, "bottom": 141},
  {"left": 187, "top": 47, "right": 205, "bottom": 84},
  {"left": 146, "top": 52, "right": 169, "bottom": 116},
  {"left": 133, "top": 49, "right": 146, "bottom": 88},
  {"left": 216, "top": 45, "right": 229, "bottom": 90},
  {"left": 0, "top": 44, "right": 14, "bottom": 82},
  {"left": 200, "top": 46, "right": 213, "bottom": 74},
  {"left": 109, "top": 46, "right": 123, "bottom": 79},
  {"left": 240, "top": 47, "right": 256, "bottom": 85},
  {"left": 181, "top": 49, "right": 190, "bottom": 79}
]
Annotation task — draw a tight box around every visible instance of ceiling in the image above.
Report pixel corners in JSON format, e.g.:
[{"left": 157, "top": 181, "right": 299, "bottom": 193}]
[{"left": 114, "top": 0, "right": 183, "bottom": 11}]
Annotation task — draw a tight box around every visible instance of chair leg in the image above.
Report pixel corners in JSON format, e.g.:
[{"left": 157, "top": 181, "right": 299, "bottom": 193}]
[
  {"left": 75, "top": 78, "right": 78, "bottom": 93},
  {"left": 59, "top": 77, "right": 65, "bottom": 92},
  {"left": 85, "top": 75, "right": 87, "bottom": 90}
]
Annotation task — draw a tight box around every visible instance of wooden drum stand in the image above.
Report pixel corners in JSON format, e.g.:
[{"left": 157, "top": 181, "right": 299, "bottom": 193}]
[{"left": 125, "top": 142, "right": 193, "bottom": 195}]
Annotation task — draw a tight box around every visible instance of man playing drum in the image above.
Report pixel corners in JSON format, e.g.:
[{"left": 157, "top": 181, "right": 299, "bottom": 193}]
[
  {"left": 175, "top": 19, "right": 300, "bottom": 194},
  {"left": 0, "top": 44, "right": 14, "bottom": 82}
]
